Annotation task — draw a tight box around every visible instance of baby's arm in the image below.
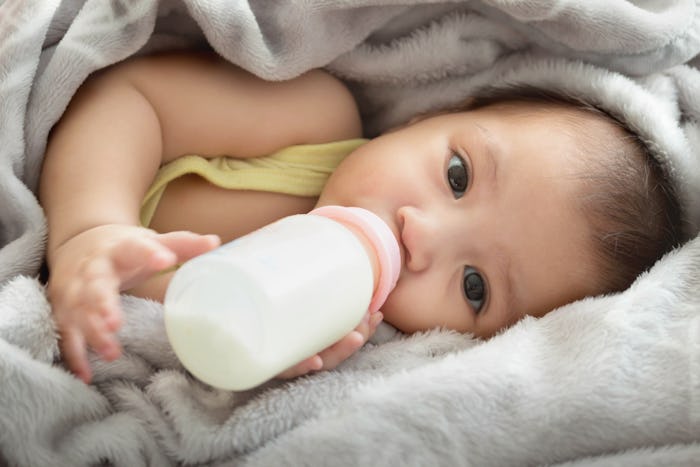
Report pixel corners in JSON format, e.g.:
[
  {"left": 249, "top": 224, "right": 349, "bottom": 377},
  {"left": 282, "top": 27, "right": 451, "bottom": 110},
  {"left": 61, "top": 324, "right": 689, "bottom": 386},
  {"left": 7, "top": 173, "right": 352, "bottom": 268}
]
[
  {"left": 40, "top": 56, "right": 218, "bottom": 382},
  {"left": 40, "top": 53, "right": 362, "bottom": 383}
]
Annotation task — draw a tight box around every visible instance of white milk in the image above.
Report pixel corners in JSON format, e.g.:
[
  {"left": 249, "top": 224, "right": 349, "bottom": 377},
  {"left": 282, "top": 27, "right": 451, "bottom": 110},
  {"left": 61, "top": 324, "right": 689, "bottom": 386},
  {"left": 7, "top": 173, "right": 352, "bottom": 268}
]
[{"left": 164, "top": 206, "right": 400, "bottom": 391}]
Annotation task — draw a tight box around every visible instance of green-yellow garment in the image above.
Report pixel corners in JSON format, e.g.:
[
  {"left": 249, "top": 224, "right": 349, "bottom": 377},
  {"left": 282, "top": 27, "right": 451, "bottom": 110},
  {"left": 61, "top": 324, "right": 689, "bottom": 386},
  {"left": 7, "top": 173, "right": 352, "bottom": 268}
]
[{"left": 140, "top": 139, "right": 368, "bottom": 227}]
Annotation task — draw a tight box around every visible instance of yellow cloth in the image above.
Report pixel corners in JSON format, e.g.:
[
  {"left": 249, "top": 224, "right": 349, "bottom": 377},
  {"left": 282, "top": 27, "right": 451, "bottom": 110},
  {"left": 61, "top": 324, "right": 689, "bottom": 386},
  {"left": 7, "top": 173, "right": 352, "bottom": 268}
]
[{"left": 140, "top": 139, "right": 368, "bottom": 227}]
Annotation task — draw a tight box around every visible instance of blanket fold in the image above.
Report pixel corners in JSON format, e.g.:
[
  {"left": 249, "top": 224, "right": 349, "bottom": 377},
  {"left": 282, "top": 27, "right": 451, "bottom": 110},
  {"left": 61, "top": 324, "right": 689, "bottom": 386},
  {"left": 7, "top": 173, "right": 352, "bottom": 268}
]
[{"left": 1, "top": 0, "right": 699, "bottom": 465}]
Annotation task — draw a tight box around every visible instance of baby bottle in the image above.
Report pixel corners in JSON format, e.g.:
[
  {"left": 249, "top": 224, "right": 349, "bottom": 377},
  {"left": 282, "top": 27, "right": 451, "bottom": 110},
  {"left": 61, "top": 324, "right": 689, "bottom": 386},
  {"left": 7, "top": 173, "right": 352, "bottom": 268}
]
[{"left": 163, "top": 205, "right": 401, "bottom": 391}]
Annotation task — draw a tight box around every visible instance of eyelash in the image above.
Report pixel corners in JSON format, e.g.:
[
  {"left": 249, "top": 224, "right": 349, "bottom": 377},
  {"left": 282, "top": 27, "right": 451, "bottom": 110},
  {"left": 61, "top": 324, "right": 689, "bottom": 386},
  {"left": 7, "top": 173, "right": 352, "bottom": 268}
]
[
  {"left": 446, "top": 151, "right": 470, "bottom": 199},
  {"left": 463, "top": 266, "right": 487, "bottom": 314}
]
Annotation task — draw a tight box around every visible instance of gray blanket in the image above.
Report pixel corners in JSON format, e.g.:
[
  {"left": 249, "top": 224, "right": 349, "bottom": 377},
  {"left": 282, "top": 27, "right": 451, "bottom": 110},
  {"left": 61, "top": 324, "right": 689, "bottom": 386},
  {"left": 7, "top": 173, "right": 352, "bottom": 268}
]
[{"left": 1, "top": 1, "right": 700, "bottom": 466}]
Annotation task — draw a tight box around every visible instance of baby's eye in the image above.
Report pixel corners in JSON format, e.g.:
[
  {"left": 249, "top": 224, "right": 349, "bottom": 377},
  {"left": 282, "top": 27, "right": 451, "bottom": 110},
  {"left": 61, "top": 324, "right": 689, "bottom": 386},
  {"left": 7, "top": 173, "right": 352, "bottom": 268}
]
[
  {"left": 463, "top": 266, "right": 486, "bottom": 314},
  {"left": 447, "top": 153, "right": 469, "bottom": 199}
]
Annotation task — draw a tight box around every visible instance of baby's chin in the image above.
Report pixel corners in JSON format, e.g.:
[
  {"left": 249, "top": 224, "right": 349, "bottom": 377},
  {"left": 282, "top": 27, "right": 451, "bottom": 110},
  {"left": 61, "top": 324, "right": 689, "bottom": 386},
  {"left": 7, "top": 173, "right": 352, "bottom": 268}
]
[{"left": 377, "top": 297, "right": 413, "bottom": 333}]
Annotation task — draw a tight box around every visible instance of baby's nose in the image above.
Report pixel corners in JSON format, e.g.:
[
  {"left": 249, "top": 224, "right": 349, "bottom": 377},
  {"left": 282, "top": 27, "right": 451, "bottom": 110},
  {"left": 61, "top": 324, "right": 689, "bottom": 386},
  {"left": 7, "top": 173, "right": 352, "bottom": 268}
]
[{"left": 397, "top": 206, "right": 439, "bottom": 273}]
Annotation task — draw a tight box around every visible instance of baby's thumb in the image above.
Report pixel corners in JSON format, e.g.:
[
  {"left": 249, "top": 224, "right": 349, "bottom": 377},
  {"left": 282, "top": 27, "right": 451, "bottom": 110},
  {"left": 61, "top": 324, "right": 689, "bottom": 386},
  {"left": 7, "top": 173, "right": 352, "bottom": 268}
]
[{"left": 156, "top": 231, "right": 221, "bottom": 262}]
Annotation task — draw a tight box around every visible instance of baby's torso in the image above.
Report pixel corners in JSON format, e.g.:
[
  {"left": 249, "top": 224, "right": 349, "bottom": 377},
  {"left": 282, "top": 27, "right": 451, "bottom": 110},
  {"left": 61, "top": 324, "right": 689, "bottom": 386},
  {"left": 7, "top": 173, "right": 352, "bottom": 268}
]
[{"left": 142, "top": 139, "right": 367, "bottom": 243}]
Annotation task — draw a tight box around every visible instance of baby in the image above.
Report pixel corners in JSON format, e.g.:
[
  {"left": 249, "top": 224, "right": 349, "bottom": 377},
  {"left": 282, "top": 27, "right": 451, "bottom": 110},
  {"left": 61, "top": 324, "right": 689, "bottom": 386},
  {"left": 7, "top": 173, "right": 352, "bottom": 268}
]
[{"left": 40, "top": 52, "right": 682, "bottom": 384}]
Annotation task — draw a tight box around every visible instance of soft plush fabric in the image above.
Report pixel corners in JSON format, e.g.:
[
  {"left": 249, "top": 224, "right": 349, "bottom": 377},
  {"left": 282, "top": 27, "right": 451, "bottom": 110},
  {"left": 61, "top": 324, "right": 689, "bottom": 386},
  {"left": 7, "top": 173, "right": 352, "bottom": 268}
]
[{"left": 0, "top": 1, "right": 699, "bottom": 466}]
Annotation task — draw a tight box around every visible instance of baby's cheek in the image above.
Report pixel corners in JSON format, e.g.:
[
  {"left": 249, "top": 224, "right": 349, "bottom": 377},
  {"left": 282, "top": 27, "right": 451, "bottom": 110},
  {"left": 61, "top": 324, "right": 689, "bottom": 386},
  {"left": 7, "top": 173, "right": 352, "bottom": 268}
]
[
  {"left": 379, "top": 285, "right": 428, "bottom": 333},
  {"left": 383, "top": 280, "right": 481, "bottom": 335},
  {"left": 376, "top": 288, "right": 404, "bottom": 327}
]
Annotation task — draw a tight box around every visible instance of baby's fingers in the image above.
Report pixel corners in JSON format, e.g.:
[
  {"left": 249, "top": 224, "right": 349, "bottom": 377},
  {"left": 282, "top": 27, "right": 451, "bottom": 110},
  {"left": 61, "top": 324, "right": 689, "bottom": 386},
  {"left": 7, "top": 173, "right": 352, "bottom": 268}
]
[
  {"left": 66, "top": 272, "right": 122, "bottom": 364},
  {"left": 277, "top": 355, "right": 323, "bottom": 379},
  {"left": 63, "top": 257, "right": 123, "bottom": 364},
  {"left": 316, "top": 311, "right": 384, "bottom": 371},
  {"left": 277, "top": 323, "right": 368, "bottom": 379},
  {"left": 278, "top": 312, "right": 384, "bottom": 379},
  {"left": 110, "top": 232, "right": 219, "bottom": 289},
  {"left": 314, "top": 331, "right": 365, "bottom": 371},
  {"left": 155, "top": 231, "right": 221, "bottom": 262},
  {"left": 113, "top": 235, "right": 177, "bottom": 270},
  {"left": 109, "top": 236, "right": 178, "bottom": 290},
  {"left": 60, "top": 326, "right": 92, "bottom": 383},
  {"left": 79, "top": 256, "right": 123, "bottom": 331},
  {"left": 83, "top": 312, "right": 122, "bottom": 362}
]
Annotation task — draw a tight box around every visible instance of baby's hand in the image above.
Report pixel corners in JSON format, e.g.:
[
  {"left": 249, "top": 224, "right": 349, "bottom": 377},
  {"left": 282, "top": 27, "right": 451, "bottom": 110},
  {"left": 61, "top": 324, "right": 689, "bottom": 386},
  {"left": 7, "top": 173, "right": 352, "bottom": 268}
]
[
  {"left": 47, "top": 224, "right": 220, "bottom": 383},
  {"left": 277, "top": 311, "right": 384, "bottom": 380}
]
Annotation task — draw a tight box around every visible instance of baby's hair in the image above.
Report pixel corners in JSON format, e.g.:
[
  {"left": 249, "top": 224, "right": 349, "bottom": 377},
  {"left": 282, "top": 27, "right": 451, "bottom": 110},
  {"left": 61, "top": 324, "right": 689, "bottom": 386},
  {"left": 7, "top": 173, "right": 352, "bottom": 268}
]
[{"left": 451, "top": 87, "right": 684, "bottom": 295}]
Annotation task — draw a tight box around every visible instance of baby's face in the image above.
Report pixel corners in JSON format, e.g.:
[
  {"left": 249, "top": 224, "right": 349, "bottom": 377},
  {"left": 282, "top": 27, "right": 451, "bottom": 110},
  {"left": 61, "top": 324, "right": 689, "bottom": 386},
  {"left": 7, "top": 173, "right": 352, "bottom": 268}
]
[{"left": 316, "top": 104, "right": 603, "bottom": 338}]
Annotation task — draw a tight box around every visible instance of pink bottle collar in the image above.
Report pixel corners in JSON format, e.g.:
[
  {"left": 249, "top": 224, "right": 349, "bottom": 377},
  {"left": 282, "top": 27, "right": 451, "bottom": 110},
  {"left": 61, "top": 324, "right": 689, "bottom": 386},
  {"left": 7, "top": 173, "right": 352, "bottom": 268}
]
[{"left": 310, "top": 206, "right": 401, "bottom": 313}]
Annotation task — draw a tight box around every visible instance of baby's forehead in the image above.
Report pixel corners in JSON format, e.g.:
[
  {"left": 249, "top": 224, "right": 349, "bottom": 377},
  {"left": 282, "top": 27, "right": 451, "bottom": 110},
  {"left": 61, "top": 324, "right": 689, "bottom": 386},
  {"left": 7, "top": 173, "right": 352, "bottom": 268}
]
[
  {"left": 473, "top": 98, "right": 617, "bottom": 128},
  {"left": 476, "top": 99, "right": 635, "bottom": 157}
]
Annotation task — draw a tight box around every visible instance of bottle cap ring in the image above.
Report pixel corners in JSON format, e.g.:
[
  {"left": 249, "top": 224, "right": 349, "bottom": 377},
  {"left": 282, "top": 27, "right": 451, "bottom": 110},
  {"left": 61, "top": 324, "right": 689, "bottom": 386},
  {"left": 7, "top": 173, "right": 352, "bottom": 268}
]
[{"left": 310, "top": 205, "right": 401, "bottom": 313}]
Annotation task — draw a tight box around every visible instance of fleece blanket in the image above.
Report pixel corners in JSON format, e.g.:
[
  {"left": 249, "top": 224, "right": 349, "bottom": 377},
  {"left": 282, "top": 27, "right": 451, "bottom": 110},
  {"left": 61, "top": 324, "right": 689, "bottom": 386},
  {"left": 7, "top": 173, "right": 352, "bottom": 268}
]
[{"left": 1, "top": 1, "right": 699, "bottom": 465}]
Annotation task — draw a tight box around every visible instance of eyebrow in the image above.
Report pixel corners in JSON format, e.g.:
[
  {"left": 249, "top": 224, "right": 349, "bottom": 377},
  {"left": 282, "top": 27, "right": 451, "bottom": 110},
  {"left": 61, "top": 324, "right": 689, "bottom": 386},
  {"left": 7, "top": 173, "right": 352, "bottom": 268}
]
[
  {"left": 474, "top": 123, "right": 500, "bottom": 188},
  {"left": 472, "top": 123, "right": 519, "bottom": 322},
  {"left": 492, "top": 249, "right": 519, "bottom": 324}
]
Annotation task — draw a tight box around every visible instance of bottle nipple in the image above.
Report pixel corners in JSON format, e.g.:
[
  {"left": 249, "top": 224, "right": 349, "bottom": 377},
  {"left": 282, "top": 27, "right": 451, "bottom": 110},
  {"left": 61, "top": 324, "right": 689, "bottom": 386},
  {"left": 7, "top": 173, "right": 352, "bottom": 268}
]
[{"left": 309, "top": 206, "right": 401, "bottom": 312}]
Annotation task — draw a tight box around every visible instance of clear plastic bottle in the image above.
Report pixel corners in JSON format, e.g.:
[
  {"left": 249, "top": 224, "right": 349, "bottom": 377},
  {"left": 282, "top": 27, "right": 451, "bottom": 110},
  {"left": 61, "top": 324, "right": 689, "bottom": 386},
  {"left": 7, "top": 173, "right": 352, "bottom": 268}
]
[{"left": 163, "top": 205, "right": 401, "bottom": 391}]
